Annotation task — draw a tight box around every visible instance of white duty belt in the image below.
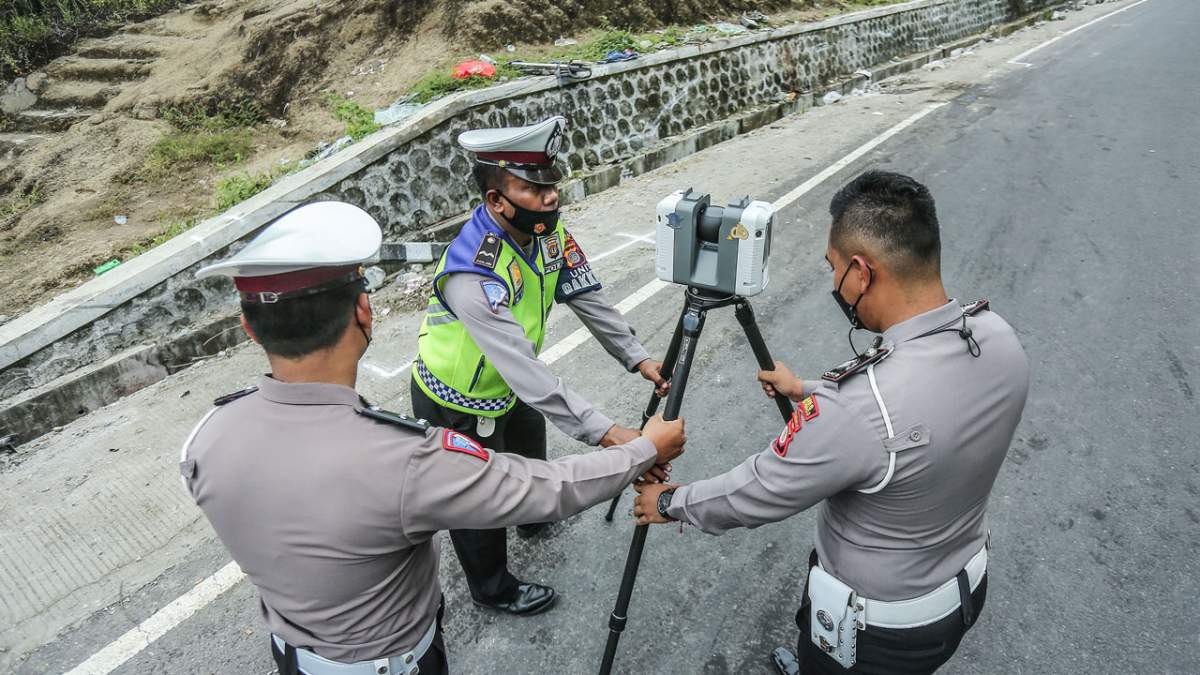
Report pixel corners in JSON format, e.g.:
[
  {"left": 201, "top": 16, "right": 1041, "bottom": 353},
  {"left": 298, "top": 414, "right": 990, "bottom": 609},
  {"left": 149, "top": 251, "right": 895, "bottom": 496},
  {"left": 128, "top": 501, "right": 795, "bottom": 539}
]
[
  {"left": 823, "top": 545, "right": 988, "bottom": 630},
  {"left": 272, "top": 618, "right": 437, "bottom": 675}
]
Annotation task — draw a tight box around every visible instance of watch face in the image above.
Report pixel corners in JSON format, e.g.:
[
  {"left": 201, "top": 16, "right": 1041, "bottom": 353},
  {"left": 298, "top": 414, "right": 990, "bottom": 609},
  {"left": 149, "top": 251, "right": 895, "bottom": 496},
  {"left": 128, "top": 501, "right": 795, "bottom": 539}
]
[{"left": 658, "top": 489, "right": 674, "bottom": 516}]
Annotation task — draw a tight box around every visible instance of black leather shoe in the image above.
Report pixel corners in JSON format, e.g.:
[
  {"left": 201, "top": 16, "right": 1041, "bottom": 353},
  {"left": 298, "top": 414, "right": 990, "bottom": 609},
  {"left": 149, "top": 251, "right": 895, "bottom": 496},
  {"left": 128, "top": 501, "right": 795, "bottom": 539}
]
[
  {"left": 473, "top": 583, "right": 557, "bottom": 615},
  {"left": 772, "top": 647, "right": 801, "bottom": 675}
]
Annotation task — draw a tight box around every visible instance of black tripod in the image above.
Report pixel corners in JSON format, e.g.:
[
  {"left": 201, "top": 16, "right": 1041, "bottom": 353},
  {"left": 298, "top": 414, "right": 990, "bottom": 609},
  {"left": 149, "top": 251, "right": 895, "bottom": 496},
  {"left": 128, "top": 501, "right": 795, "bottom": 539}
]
[{"left": 598, "top": 287, "right": 794, "bottom": 675}]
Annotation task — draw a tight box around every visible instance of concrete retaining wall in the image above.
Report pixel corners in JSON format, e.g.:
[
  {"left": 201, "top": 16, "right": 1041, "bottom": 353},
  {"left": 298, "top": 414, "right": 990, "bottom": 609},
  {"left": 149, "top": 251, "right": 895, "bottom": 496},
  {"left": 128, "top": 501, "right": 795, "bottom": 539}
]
[{"left": 0, "top": 0, "right": 1065, "bottom": 442}]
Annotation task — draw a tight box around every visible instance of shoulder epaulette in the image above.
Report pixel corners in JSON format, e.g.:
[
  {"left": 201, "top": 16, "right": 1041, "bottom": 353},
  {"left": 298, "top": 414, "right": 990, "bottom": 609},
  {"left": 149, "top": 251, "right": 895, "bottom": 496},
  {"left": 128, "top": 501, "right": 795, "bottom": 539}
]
[
  {"left": 821, "top": 345, "right": 893, "bottom": 383},
  {"left": 357, "top": 406, "right": 431, "bottom": 433},
  {"left": 213, "top": 386, "right": 258, "bottom": 406},
  {"left": 962, "top": 299, "right": 989, "bottom": 316},
  {"left": 473, "top": 232, "right": 502, "bottom": 270}
]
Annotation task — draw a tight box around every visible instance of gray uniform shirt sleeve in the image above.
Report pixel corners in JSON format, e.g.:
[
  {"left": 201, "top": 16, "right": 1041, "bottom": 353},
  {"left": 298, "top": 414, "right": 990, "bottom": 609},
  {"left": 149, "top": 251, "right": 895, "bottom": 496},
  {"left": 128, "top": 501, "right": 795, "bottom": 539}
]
[
  {"left": 442, "top": 272, "right": 615, "bottom": 445},
  {"left": 566, "top": 290, "right": 651, "bottom": 372},
  {"left": 666, "top": 386, "right": 883, "bottom": 534},
  {"left": 402, "top": 431, "right": 657, "bottom": 536}
]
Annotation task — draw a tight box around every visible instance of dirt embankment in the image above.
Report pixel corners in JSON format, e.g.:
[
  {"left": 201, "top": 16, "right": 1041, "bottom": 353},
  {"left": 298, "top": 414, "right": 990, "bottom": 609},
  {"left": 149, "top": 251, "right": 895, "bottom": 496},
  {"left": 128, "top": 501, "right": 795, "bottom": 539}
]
[{"left": 0, "top": 0, "right": 821, "bottom": 318}]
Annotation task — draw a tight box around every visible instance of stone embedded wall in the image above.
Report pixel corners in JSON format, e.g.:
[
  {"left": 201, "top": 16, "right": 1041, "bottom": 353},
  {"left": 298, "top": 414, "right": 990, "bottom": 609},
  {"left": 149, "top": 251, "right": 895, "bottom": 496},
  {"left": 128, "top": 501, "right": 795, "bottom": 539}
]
[
  {"left": 318, "top": 0, "right": 1054, "bottom": 237},
  {"left": 0, "top": 0, "right": 1062, "bottom": 404}
]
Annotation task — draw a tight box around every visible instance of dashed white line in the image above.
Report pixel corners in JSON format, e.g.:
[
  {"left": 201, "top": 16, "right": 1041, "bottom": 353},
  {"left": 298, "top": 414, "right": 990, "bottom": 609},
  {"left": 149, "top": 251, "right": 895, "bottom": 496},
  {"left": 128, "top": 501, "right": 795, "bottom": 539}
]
[{"left": 65, "top": 97, "right": 951, "bottom": 675}]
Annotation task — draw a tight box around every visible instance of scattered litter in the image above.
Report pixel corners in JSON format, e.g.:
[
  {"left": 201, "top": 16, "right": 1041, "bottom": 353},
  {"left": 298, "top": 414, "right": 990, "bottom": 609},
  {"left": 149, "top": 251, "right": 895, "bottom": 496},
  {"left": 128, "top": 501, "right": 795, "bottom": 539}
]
[
  {"left": 452, "top": 60, "right": 497, "bottom": 80},
  {"left": 375, "top": 95, "right": 425, "bottom": 126},
  {"left": 364, "top": 266, "right": 388, "bottom": 292},
  {"left": 873, "top": 111, "right": 884, "bottom": 116},
  {"left": 713, "top": 22, "right": 748, "bottom": 35},
  {"left": 505, "top": 43, "right": 516, "bottom": 53},
  {"left": 599, "top": 49, "right": 639, "bottom": 63},
  {"left": 950, "top": 48, "right": 965, "bottom": 58},
  {"left": 267, "top": 117, "right": 288, "bottom": 129},
  {"left": 922, "top": 59, "right": 946, "bottom": 71},
  {"left": 1051, "top": 10, "right": 1067, "bottom": 20},
  {"left": 637, "top": 39, "right": 653, "bottom": 51},
  {"left": 554, "top": 37, "right": 578, "bottom": 47},
  {"left": 854, "top": 69, "right": 873, "bottom": 79},
  {"left": 822, "top": 91, "right": 843, "bottom": 105},
  {"left": 306, "top": 135, "right": 354, "bottom": 165},
  {"left": 93, "top": 259, "right": 121, "bottom": 276},
  {"left": 108, "top": 447, "right": 119, "bottom": 453},
  {"left": 180, "top": 390, "right": 191, "bottom": 398},
  {"left": 113, "top": 215, "right": 128, "bottom": 225},
  {"left": 739, "top": 11, "right": 767, "bottom": 29},
  {"left": 380, "top": 307, "right": 392, "bottom": 317}
]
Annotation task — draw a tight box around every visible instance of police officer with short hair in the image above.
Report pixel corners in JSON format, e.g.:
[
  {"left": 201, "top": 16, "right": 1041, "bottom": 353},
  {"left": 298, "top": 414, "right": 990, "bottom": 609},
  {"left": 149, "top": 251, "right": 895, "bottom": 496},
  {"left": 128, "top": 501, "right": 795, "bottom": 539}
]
[
  {"left": 181, "top": 201, "right": 686, "bottom": 675},
  {"left": 411, "top": 116, "right": 669, "bottom": 615},
  {"left": 633, "top": 171, "right": 1030, "bottom": 674}
]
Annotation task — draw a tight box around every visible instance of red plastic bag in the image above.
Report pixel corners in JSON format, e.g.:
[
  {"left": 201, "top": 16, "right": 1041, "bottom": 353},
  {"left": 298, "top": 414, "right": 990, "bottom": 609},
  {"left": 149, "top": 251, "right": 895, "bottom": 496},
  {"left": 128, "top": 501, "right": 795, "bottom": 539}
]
[{"left": 452, "top": 60, "right": 497, "bottom": 80}]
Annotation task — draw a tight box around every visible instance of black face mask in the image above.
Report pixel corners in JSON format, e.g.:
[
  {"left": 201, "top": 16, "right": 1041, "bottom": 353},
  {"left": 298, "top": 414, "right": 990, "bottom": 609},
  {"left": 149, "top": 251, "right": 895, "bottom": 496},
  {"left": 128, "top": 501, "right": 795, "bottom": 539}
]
[
  {"left": 496, "top": 190, "right": 559, "bottom": 237},
  {"left": 832, "top": 260, "right": 875, "bottom": 357},
  {"left": 831, "top": 260, "right": 872, "bottom": 329}
]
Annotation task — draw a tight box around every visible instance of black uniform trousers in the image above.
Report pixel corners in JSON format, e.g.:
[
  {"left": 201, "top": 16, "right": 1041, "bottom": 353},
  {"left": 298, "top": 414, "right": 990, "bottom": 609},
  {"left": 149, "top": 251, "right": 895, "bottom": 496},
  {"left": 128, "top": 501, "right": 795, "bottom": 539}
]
[
  {"left": 795, "top": 551, "right": 988, "bottom": 675},
  {"left": 410, "top": 377, "right": 548, "bottom": 603},
  {"left": 270, "top": 598, "right": 448, "bottom": 675}
]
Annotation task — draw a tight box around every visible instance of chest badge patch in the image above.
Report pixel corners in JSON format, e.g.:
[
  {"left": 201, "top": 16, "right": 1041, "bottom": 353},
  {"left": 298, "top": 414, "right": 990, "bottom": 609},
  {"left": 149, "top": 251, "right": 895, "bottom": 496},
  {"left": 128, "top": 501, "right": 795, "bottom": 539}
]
[
  {"left": 541, "top": 232, "right": 563, "bottom": 262},
  {"left": 442, "top": 430, "right": 490, "bottom": 461},
  {"left": 474, "top": 232, "right": 502, "bottom": 270},
  {"left": 507, "top": 259, "right": 525, "bottom": 303},
  {"left": 480, "top": 280, "right": 508, "bottom": 314}
]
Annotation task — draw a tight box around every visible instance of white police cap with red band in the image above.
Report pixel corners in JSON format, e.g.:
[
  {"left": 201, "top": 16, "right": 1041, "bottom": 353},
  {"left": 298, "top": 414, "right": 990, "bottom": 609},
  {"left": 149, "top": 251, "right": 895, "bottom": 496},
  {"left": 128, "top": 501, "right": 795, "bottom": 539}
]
[
  {"left": 458, "top": 116, "right": 566, "bottom": 185},
  {"left": 196, "top": 201, "right": 382, "bottom": 303}
]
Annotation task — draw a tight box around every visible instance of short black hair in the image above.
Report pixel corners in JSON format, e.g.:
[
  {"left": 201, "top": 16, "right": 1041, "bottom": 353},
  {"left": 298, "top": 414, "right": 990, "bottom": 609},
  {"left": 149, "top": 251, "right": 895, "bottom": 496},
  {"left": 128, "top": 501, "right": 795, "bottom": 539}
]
[
  {"left": 829, "top": 170, "right": 941, "bottom": 279},
  {"left": 471, "top": 162, "right": 508, "bottom": 197},
  {"left": 241, "top": 283, "right": 362, "bottom": 358}
]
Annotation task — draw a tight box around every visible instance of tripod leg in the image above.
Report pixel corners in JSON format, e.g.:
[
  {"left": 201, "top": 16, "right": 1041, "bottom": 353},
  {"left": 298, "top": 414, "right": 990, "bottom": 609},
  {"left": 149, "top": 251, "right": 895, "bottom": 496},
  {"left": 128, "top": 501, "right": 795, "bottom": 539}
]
[
  {"left": 599, "top": 302, "right": 707, "bottom": 675},
  {"left": 604, "top": 310, "right": 686, "bottom": 522},
  {"left": 734, "top": 299, "right": 794, "bottom": 422}
]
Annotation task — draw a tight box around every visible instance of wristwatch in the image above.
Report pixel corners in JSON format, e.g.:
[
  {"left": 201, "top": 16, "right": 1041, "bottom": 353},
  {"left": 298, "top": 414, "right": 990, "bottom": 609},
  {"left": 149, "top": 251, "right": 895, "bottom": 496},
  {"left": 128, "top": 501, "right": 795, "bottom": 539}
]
[{"left": 656, "top": 487, "right": 677, "bottom": 521}]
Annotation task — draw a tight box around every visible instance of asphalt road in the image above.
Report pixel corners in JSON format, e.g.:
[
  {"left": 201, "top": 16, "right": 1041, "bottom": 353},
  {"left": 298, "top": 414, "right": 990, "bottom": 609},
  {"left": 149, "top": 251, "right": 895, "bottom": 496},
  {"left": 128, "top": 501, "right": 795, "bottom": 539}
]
[{"left": 7, "top": 0, "right": 1197, "bottom": 673}]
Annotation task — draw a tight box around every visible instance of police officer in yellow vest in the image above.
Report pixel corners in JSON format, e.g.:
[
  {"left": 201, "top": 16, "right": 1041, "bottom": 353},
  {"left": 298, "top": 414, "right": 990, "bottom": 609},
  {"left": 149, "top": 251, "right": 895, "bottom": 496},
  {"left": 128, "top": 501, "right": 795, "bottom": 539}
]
[{"left": 411, "top": 116, "right": 668, "bottom": 615}]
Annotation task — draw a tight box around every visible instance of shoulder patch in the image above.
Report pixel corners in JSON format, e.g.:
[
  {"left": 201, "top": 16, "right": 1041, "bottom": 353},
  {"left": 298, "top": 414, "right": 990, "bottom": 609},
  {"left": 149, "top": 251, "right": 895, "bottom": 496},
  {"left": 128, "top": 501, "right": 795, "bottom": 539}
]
[
  {"left": 821, "top": 345, "right": 893, "bottom": 383},
  {"left": 357, "top": 407, "right": 431, "bottom": 432},
  {"left": 474, "top": 232, "right": 502, "bottom": 269},
  {"left": 562, "top": 232, "right": 588, "bottom": 269},
  {"left": 773, "top": 406, "right": 806, "bottom": 457},
  {"left": 442, "top": 429, "right": 490, "bottom": 461},
  {"left": 962, "top": 298, "right": 990, "bottom": 316},
  {"left": 480, "top": 280, "right": 509, "bottom": 314},
  {"left": 213, "top": 386, "right": 258, "bottom": 406}
]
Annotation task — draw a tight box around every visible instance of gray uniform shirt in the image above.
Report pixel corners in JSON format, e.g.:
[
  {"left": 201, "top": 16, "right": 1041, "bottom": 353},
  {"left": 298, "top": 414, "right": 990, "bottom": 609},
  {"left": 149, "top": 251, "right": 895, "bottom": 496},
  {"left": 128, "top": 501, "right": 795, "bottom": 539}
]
[
  {"left": 441, "top": 272, "right": 650, "bottom": 444},
  {"left": 182, "top": 375, "right": 656, "bottom": 662},
  {"left": 667, "top": 301, "right": 1030, "bottom": 600}
]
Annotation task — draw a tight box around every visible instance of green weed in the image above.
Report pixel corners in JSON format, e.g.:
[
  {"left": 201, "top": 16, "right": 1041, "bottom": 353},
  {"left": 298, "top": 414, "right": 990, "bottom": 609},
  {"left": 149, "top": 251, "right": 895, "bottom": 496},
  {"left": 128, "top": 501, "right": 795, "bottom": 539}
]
[
  {"left": 325, "top": 92, "right": 380, "bottom": 141},
  {"left": 144, "top": 129, "right": 253, "bottom": 176},
  {"left": 161, "top": 100, "right": 266, "bottom": 132}
]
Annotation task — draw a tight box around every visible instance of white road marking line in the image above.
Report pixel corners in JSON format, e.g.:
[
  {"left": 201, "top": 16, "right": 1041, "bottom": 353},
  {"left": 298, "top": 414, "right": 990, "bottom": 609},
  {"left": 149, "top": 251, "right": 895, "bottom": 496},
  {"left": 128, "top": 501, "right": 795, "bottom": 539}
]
[
  {"left": 770, "top": 102, "right": 948, "bottom": 211},
  {"left": 64, "top": 561, "right": 245, "bottom": 675},
  {"left": 362, "top": 360, "right": 413, "bottom": 379},
  {"left": 592, "top": 232, "right": 655, "bottom": 262},
  {"left": 67, "top": 96, "right": 949, "bottom": 675},
  {"left": 1008, "top": 0, "right": 1152, "bottom": 67}
]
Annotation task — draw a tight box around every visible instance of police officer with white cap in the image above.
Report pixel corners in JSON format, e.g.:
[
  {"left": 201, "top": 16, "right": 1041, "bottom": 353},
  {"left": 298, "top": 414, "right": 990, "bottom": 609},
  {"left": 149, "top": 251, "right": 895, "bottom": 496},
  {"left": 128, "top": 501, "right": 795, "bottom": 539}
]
[
  {"left": 631, "top": 172, "right": 1031, "bottom": 674},
  {"left": 410, "top": 116, "right": 670, "bottom": 615},
  {"left": 181, "top": 201, "right": 686, "bottom": 674}
]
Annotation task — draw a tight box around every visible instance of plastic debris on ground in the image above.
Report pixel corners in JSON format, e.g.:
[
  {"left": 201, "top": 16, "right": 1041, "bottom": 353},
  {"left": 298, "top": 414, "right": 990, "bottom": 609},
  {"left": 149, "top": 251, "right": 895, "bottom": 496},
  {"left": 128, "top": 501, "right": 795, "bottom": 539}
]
[
  {"left": 375, "top": 94, "right": 425, "bottom": 126},
  {"left": 714, "top": 22, "right": 748, "bottom": 35},
  {"left": 94, "top": 259, "right": 121, "bottom": 276},
  {"left": 553, "top": 37, "right": 578, "bottom": 47},
  {"left": 452, "top": 60, "right": 497, "bottom": 80},
  {"left": 822, "top": 91, "right": 843, "bottom": 105},
  {"left": 302, "top": 135, "right": 354, "bottom": 168},
  {"left": 600, "top": 49, "right": 639, "bottom": 63},
  {"left": 113, "top": 215, "right": 128, "bottom": 225}
]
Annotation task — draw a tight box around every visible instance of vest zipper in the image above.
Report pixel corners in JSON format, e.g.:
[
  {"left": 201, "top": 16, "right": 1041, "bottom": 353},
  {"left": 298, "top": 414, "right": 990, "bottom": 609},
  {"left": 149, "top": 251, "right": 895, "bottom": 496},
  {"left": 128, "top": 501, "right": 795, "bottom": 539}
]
[{"left": 467, "top": 355, "right": 486, "bottom": 392}]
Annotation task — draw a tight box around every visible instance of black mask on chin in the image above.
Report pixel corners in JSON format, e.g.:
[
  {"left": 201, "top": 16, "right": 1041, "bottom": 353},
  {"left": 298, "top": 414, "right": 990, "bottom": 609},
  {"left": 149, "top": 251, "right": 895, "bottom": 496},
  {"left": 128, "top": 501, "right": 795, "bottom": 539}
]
[
  {"left": 496, "top": 190, "right": 559, "bottom": 237},
  {"left": 832, "top": 259, "right": 877, "bottom": 357}
]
